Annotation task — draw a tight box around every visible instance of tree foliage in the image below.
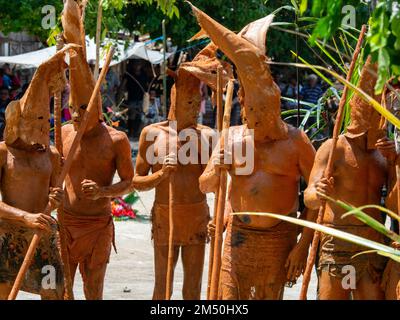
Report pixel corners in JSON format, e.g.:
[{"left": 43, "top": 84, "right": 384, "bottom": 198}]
[
  {"left": 302, "top": 0, "right": 400, "bottom": 92},
  {"left": 0, "top": 0, "right": 178, "bottom": 43}
]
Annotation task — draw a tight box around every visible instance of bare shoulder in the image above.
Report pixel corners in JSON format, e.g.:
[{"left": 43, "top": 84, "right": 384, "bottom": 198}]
[
  {"left": 287, "top": 125, "right": 309, "bottom": 142},
  {"left": 316, "top": 138, "right": 334, "bottom": 157},
  {"left": 106, "top": 125, "right": 129, "bottom": 143},
  {"left": 139, "top": 122, "right": 167, "bottom": 141},
  {"left": 61, "top": 123, "right": 75, "bottom": 138}
]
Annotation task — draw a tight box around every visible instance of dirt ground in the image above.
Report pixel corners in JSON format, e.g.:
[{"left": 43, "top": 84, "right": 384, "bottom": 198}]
[{"left": 18, "top": 187, "right": 318, "bottom": 300}]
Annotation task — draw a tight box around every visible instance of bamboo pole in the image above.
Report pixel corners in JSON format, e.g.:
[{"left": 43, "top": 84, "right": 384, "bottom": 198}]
[
  {"left": 209, "top": 74, "right": 234, "bottom": 300},
  {"left": 8, "top": 46, "right": 115, "bottom": 300},
  {"left": 165, "top": 172, "right": 175, "bottom": 300},
  {"left": 54, "top": 35, "right": 74, "bottom": 301},
  {"left": 206, "top": 72, "right": 225, "bottom": 299},
  {"left": 94, "top": 0, "right": 103, "bottom": 79},
  {"left": 299, "top": 25, "right": 367, "bottom": 300},
  {"left": 162, "top": 19, "right": 167, "bottom": 118}
]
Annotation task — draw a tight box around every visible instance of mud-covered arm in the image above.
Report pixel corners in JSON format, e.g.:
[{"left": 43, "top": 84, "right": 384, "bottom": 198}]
[
  {"left": 199, "top": 134, "right": 225, "bottom": 194},
  {"left": 0, "top": 145, "right": 28, "bottom": 221},
  {"left": 132, "top": 127, "right": 169, "bottom": 191},
  {"left": 296, "top": 131, "right": 318, "bottom": 246},
  {"left": 99, "top": 133, "right": 135, "bottom": 198},
  {"left": 0, "top": 145, "right": 54, "bottom": 230},
  {"left": 304, "top": 139, "right": 332, "bottom": 211}
]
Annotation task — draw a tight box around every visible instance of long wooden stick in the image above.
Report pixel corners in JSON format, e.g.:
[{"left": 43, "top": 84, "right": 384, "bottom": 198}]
[
  {"left": 54, "top": 35, "right": 74, "bottom": 301},
  {"left": 299, "top": 25, "right": 367, "bottom": 300},
  {"left": 165, "top": 172, "right": 175, "bottom": 300},
  {"left": 209, "top": 76, "right": 234, "bottom": 300},
  {"left": 206, "top": 74, "right": 225, "bottom": 299},
  {"left": 8, "top": 46, "right": 115, "bottom": 300}
]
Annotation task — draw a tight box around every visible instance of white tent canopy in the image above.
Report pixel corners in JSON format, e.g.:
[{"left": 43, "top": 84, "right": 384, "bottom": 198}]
[{"left": 0, "top": 36, "right": 170, "bottom": 68}]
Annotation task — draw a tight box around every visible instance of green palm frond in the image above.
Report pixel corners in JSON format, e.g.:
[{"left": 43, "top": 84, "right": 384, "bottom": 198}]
[{"left": 232, "top": 212, "right": 400, "bottom": 263}]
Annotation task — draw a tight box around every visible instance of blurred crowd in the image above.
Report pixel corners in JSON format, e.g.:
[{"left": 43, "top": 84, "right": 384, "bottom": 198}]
[{"left": 0, "top": 59, "right": 331, "bottom": 142}]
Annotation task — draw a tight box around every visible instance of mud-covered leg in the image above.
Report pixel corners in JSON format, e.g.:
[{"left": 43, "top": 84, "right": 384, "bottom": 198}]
[
  {"left": 0, "top": 283, "right": 12, "bottom": 300},
  {"left": 352, "top": 271, "right": 384, "bottom": 300},
  {"left": 152, "top": 244, "right": 180, "bottom": 300},
  {"left": 79, "top": 262, "right": 108, "bottom": 300},
  {"left": 318, "top": 271, "right": 350, "bottom": 300},
  {"left": 181, "top": 244, "right": 205, "bottom": 300}
]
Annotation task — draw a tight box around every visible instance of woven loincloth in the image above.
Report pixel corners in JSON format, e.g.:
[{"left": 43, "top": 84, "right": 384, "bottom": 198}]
[
  {"left": 318, "top": 224, "right": 387, "bottom": 283},
  {"left": 63, "top": 211, "right": 115, "bottom": 269},
  {"left": 151, "top": 201, "right": 210, "bottom": 246},
  {"left": 0, "top": 218, "right": 64, "bottom": 295},
  {"left": 219, "top": 216, "right": 298, "bottom": 300},
  {"left": 381, "top": 259, "right": 400, "bottom": 299}
]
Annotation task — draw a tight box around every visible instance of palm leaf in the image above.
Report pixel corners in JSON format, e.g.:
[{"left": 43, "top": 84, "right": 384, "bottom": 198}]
[
  {"left": 267, "top": 61, "right": 400, "bottom": 129},
  {"left": 232, "top": 212, "right": 400, "bottom": 262}
]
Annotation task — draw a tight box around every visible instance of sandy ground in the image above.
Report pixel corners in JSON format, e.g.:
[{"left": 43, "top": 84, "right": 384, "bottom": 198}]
[
  {"left": 18, "top": 187, "right": 318, "bottom": 300},
  {"left": 16, "top": 140, "right": 318, "bottom": 300}
]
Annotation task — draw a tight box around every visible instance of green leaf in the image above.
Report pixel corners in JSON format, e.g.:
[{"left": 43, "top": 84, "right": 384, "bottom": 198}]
[
  {"left": 233, "top": 212, "right": 400, "bottom": 263},
  {"left": 299, "top": 0, "right": 308, "bottom": 15}
]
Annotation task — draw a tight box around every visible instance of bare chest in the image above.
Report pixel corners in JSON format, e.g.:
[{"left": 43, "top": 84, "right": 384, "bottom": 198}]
[
  {"left": 234, "top": 139, "right": 299, "bottom": 177},
  {"left": 63, "top": 133, "right": 116, "bottom": 175},
  {"left": 4, "top": 149, "right": 52, "bottom": 181}
]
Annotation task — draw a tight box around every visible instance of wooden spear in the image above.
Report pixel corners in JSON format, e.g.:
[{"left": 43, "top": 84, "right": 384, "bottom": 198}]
[
  {"left": 209, "top": 75, "right": 235, "bottom": 300},
  {"left": 206, "top": 69, "right": 225, "bottom": 299},
  {"left": 54, "top": 35, "right": 74, "bottom": 300},
  {"left": 299, "top": 25, "right": 367, "bottom": 300},
  {"left": 8, "top": 46, "right": 115, "bottom": 300},
  {"left": 165, "top": 171, "right": 175, "bottom": 300}
]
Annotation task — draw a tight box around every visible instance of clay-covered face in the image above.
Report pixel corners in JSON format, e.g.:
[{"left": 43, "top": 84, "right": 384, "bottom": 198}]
[
  {"left": 4, "top": 100, "right": 50, "bottom": 150},
  {"left": 18, "top": 110, "right": 51, "bottom": 148},
  {"left": 69, "top": 102, "right": 99, "bottom": 132},
  {"left": 169, "top": 71, "right": 201, "bottom": 129}
]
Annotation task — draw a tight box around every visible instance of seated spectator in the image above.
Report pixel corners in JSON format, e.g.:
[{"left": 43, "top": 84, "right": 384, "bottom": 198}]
[
  {"left": 300, "top": 74, "right": 323, "bottom": 105},
  {"left": 281, "top": 75, "right": 302, "bottom": 110}
]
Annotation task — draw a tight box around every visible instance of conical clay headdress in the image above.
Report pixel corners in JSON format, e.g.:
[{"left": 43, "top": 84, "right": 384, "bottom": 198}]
[
  {"left": 187, "top": 2, "right": 288, "bottom": 140},
  {"left": 4, "top": 46, "right": 75, "bottom": 148},
  {"left": 168, "top": 42, "right": 233, "bottom": 121},
  {"left": 346, "top": 57, "right": 384, "bottom": 149},
  {"left": 62, "top": 0, "right": 103, "bottom": 122}
]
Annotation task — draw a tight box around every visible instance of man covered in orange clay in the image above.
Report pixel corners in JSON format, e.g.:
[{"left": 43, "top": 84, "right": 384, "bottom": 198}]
[
  {"left": 132, "top": 43, "right": 232, "bottom": 300},
  {"left": 380, "top": 88, "right": 400, "bottom": 300},
  {"left": 382, "top": 177, "right": 400, "bottom": 300},
  {"left": 190, "top": 4, "right": 317, "bottom": 300},
  {"left": 60, "top": 0, "right": 134, "bottom": 300},
  {"left": 0, "top": 47, "right": 75, "bottom": 299},
  {"left": 304, "top": 59, "right": 394, "bottom": 300}
]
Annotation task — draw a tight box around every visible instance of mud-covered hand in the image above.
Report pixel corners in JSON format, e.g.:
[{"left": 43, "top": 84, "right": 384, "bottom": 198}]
[
  {"left": 315, "top": 177, "right": 334, "bottom": 201},
  {"left": 81, "top": 179, "right": 101, "bottom": 200},
  {"left": 211, "top": 147, "right": 232, "bottom": 175},
  {"left": 49, "top": 187, "right": 64, "bottom": 208},
  {"left": 376, "top": 137, "right": 396, "bottom": 160},
  {"left": 207, "top": 220, "right": 216, "bottom": 241},
  {"left": 285, "top": 242, "right": 309, "bottom": 282},
  {"left": 161, "top": 153, "right": 178, "bottom": 177},
  {"left": 23, "top": 213, "right": 54, "bottom": 233}
]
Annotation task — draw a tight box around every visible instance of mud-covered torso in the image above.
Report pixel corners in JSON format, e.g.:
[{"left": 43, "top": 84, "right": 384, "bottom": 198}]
[
  {"left": 229, "top": 126, "right": 303, "bottom": 229},
  {"left": 62, "top": 124, "right": 118, "bottom": 216},
  {"left": 323, "top": 135, "right": 387, "bottom": 226},
  {"left": 0, "top": 144, "right": 53, "bottom": 213},
  {"left": 149, "top": 124, "right": 207, "bottom": 205}
]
